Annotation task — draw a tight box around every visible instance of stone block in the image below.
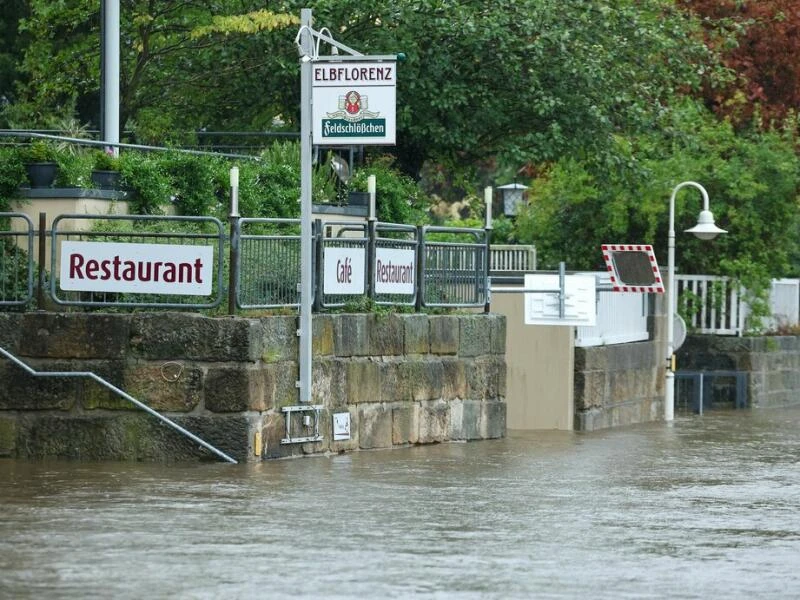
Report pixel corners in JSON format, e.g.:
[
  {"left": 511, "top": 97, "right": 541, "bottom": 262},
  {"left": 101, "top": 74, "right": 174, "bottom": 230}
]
[
  {"left": 0, "top": 313, "right": 21, "bottom": 352},
  {"left": 459, "top": 314, "right": 491, "bottom": 358},
  {"left": 489, "top": 313, "right": 506, "bottom": 355},
  {"left": 0, "top": 360, "right": 78, "bottom": 410},
  {"left": 483, "top": 400, "right": 506, "bottom": 439},
  {"left": 259, "top": 316, "right": 298, "bottom": 362},
  {"left": 346, "top": 359, "right": 381, "bottom": 403},
  {"left": 429, "top": 316, "right": 458, "bottom": 355},
  {"left": 264, "top": 361, "right": 299, "bottom": 410},
  {"left": 401, "top": 314, "right": 430, "bottom": 355},
  {"left": 392, "top": 405, "right": 412, "bottom": 445},
  {"left": 0, "top": 416, "right": 16, "bottom": 456},
  {"left": 417, "top": 399, "right": 449, "bottom": 443},
  {"left": 461, "top": 400, "right": 483, "bottom": 440},
  {"left": 378, "top": 359, "right": 409, "bottom": 403},
  {"left": 204, "top": 365, "right": 265, "bottom": 412},
  {"left": 312, "top": 315, "right": 335, "bottom": 357},
  {"left": 334, "top": 314, "right": 370, "bottom": 357},
  {"left": 312, "top": 358, "right": 346, "bottom": 407},
  {"left": 358, "top": 403, "right": 392, "bottom": 449},
  {"left": 130, "top": 313, "right": 260, "bottom": 362},
  {"left": 20, "top": 312, "right": 129, "bottom": 359},
  {"left": 262, "top": 411, "right": 296, "bottom": 459},
  {"left": 13, "top": 413, "right": 249, "bottom": 462},
  {"left": 465, "top": 357, "right": 503, "bottom": 401},
  {"left": 123, "top": 361, "right": 203, "bottom": 412},
  {"left": 401, "top": 359, "right": 443, "bottom": 402},
  {"left": 448, "top": 400, "right": 464, "bottom": 440},
  {"left": 369, "top": 314, "right": 405, "bottom": 356},
  {"left": 441, "top": 358, "right": 467, "bottom": 400}
]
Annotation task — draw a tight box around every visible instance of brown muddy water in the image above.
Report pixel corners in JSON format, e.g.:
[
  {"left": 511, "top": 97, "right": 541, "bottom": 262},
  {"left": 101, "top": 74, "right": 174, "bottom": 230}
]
[{"left": 1, "top": 407, "right": 799, "bottom": 599}]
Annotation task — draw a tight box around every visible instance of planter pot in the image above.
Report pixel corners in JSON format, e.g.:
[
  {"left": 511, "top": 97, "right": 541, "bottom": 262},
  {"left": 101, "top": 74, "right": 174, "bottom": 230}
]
[
  {"left": 91, "top": 169, "right": 122, "bottom": 190},
  {"left": 347, "top": 191, "right": 370, "bottom": 206},
  {"left": 25, "top": 162, "right": 59, "bottom": 188}
]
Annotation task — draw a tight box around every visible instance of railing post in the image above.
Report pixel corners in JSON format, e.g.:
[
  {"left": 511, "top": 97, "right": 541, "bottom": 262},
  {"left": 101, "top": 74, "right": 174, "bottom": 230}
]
[
  {"left": 37, "top": 212, "right": 46, "bottom": 310},
  {"left": 313, "top": 218, "right": 323, "bottom": 312},
  {"left": 415, "top": 225, "right": 424, "bottom": 312},
  {"left": 367, "top": 218, "right": 377, "bottom": 302}
]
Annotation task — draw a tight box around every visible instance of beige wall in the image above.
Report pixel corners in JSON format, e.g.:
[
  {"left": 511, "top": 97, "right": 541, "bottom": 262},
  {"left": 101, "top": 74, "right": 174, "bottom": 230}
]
[{"left": 491, "top": 291, "right": 575, "bottom": 430}]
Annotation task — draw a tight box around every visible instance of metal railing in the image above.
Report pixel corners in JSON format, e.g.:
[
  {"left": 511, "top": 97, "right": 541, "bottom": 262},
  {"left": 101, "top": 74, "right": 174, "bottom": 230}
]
[
  {"left": 50, "top": 214, "right": 226, "bottom": 309},
  {"left": 236, "top": 218, "right": 302, "bottom": 309},
  {"left": 1, "top": 212, "right": 487, "bottom": 312},
  {"left": 0, "top": 345, "right": 237, "bottom": 463},
  {"left": 0, "top": 213, "right": 34, "bottom": 306},
  {"left": 421, "top": 226, "right": 488, "bottom": 308}
]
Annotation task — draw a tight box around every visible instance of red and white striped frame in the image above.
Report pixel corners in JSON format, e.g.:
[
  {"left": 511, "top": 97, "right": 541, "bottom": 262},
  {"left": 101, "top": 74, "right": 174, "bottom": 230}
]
[{"left": 601, "top": 244, "right": 665, "bottom": 293}]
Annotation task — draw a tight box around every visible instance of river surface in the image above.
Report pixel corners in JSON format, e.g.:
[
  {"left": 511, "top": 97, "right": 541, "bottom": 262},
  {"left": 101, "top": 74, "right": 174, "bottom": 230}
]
[{"left": 1, "top": 407, "right": 799, "bottom": 599}]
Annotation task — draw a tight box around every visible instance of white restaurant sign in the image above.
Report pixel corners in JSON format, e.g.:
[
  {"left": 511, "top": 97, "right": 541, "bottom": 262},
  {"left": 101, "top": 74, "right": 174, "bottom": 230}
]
[
  {"left": 312, "top": 60, "right": 396, "bottom": 145},
  {"left": 323, "top": 247, "right": 366, "bottom": 295},
  {"left": 59, "top": 241, "right": 214, "bottom": 296},
  {"left": 375, "top": 248, "right": 415, "bottom": 295}
]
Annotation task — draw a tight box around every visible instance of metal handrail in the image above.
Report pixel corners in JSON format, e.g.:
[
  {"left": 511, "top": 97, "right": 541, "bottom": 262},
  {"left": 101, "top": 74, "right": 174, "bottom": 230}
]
[{"left": 0, "top": 346, "right": 237, "bottom": 464}]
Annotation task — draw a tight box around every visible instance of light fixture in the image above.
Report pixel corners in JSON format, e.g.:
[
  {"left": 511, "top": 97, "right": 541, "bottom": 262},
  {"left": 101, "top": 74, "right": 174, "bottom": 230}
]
[
  {"left": 685, "top": 209, "right": 726, "bottom": 240},
  {"left": 665, "top": 181, "right": 727, "bottom": 422}
]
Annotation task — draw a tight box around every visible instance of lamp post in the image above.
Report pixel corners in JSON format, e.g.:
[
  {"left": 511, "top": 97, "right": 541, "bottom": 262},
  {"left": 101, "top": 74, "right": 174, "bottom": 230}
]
[{"left": 665, "top": 181, "right": 727, "bottom": 421}]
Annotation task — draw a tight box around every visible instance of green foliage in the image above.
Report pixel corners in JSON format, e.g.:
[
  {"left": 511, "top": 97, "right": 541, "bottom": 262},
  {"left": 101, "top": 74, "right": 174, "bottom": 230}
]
[
  {"left": 0, "top": 147, "right": 26, "bottom": 211},
  {"left": 93, "top": 150, "right": 121, "bottom": 171},
  {"left": 350, "top": 154, "right": 429, "bottom": 224},
  {"left": 516, "top": 100, "right": 800, "bottom": 287},
  {"left": 23, "top": 140, "right": 57, "bottom": 163},
  {"left": 117, "top": 152, "right": 172, "bottom": 215}
]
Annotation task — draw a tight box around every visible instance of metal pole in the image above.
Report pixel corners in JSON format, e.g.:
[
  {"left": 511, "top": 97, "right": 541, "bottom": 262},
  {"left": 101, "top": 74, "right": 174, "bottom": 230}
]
[
  {"left": 298, "top": 8, "right": 314, "bottom": 404},
  {"left": 666, "top": 188, "right": 676, "bottom": 422},
  {"left": 103, "top": 0, "right": 120, "bottom": 154},
  {"left": 666, "top": 180, "right": 716, "bottom": 421},
  {"left": 484, "top": 186, "right": 492, "bottom": 313},
  {"left": 228, "top": 167, "right": 240, "bottom": 315},
  {"left": 37, "top": 212, "right": 46, "bottom": 310}
]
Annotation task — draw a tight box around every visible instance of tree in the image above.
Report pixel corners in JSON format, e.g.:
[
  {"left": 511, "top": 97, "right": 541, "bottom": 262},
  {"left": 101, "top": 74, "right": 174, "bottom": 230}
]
[
  {"left": 680, "top": 0, "right": 800, "bottom": 127},
  {"left": 0, "top": 0, "right": 28, "bottom": 122},
  {"left": 5, "top": 1, "right": 298, "bottom": 139},
  {"left": 308, "top": 0, "right": 721, "bottom": 176},
  {"left": 514, "top": 100, "right": 800, "bottom": 293},
  {"left": 5, "top": 0, "right": 721, "bottom": 179}
]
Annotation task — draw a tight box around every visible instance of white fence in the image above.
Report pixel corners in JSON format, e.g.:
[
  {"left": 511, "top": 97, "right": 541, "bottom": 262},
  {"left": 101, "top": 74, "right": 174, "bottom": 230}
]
[
  {"left": 676, "top": 274, "right": 743, "bottom": 335},
  {"left": 575, "top": 273, "right": 649, "bottom": 347},
  {"left": 576, "top": 273, "right": 799, "bottom": 347},
  {"left": 490, "top": 245, "right": 536, "bottom": 272},
  {"left": 676, "top": 275, "right": 800, "bottom": 335}
]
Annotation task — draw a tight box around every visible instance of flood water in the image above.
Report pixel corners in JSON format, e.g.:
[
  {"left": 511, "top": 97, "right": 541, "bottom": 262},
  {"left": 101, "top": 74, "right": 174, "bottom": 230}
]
[{"left": 2, "top": 407, "right": 799, "bottom": 599}]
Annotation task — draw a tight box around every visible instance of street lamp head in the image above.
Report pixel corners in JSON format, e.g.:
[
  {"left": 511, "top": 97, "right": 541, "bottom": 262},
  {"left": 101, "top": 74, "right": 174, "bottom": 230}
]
[{"left": 685, "top": 209, "right": 727, "bottom": 240}]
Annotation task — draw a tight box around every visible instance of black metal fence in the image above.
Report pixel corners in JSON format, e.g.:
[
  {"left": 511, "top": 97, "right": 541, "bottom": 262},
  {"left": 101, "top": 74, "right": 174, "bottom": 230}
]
[{"left": 0, "top": 212, "right": 488, "bottom": 313}]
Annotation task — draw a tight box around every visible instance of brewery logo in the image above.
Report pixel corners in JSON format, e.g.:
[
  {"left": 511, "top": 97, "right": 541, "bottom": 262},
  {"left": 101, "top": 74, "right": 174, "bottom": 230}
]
[{"left": 322, "top": 90, "right": 386, "bottom": 138}]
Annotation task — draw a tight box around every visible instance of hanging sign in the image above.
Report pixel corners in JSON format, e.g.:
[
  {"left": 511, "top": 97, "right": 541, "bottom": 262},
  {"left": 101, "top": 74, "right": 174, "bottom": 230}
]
[{"left": 312, "top": 59, "right": 396, "bottom": 145}]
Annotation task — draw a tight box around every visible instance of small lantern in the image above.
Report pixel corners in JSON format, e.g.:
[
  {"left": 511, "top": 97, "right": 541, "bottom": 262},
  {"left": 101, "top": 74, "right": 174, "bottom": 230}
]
[{"left": 499, "top": 182, "right": 529, "bottom": 217}]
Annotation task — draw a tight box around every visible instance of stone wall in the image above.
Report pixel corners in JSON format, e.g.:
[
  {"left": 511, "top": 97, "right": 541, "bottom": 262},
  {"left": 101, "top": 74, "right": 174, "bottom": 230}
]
[
  {"left": 573, "top": 340, "right": 663, "bottom": 431},
  {"left": 0, "top": 312, "right": 505, "bottom": 462},
  {"left": 677, "top": 335, "right": 800, "bottom": 408}
]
